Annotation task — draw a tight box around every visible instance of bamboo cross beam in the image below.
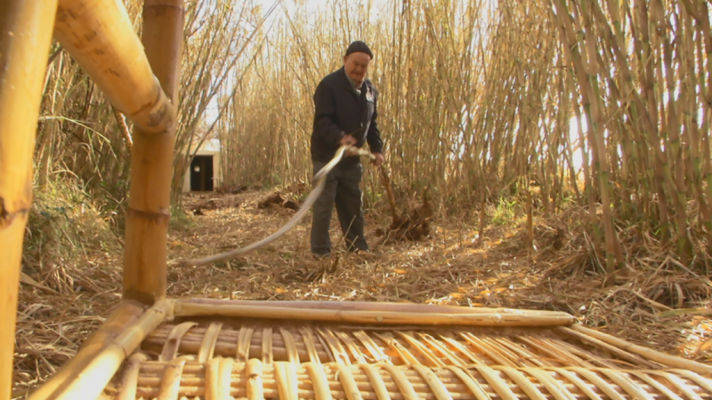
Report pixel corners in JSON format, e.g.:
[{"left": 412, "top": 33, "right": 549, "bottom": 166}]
[
  {"left": 173, "top": 300, "right": 576, "bottom": 326},
  {"left": 178, "top": 298, "right": 572, "bottom": 316},
  {"left": 0, "top": 3, "right": 58, "bottom": 400},
  {"left": 53, "top": 0, "right": 176, "bottom": 133}
]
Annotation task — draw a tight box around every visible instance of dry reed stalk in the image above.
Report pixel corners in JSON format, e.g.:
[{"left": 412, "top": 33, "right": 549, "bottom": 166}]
[
  {"left": 567, "top": 325, "right": 712, "bottom": 375},
  {"left": 553, "top": 0, "right": 620, "bottom": 280},
  {"left": 112, "top": 108, "right": 133, "bottom": 150},
  {"left": 0, "top": 3, "right": 57, "bottom": 399}
]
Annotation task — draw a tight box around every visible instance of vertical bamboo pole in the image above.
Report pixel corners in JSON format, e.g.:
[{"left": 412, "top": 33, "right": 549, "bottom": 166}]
[
  {"left": 123, "top": 0, "right": 184, "bottom": 303},
  {"left": 0, "top": 2, "right": 57, "bottom": 399}
]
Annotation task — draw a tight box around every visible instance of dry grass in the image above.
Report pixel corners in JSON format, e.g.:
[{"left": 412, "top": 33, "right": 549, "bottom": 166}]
[{"left": 11, "top": 189, "right": 712, "bottom": 398}]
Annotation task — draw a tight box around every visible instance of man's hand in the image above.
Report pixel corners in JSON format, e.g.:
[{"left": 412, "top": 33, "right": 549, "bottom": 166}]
[
  {"left": 341, "top": 134, "right": 360, "bottom": 156},
  {"left": 371, "top": 152, "right": 384, "bottom": 167},
  {"left": 340, "top": 134, "right": 357, "bottom": 146}
]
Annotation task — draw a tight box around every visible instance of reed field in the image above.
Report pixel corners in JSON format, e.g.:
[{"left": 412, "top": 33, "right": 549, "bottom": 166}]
[
  {"left": 222, "top": 0, "right": 712, "bottom": 271},
  {"left": 9, "top": 0, "right": 712, "bottom": 394}
]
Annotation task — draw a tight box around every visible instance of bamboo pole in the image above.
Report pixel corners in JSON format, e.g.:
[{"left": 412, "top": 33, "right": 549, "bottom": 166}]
[
  {"left": 53, "top": 0, "right": 175, "bottom": 134},
  {"left": 177, "top": 298, "right": 562, "bottom": 316},
  {"left": 123, "top": 0, "right": 185, "bottom": 304},
  {"left": 51, "top": 299, "right": 173, "bottom": 400},
  {"left": 173, "top": 300, "right": 575, "bottom": 326},
  {"left": 0, "top": 3, "right": 57, "bottom": 400},
  {"left": 28, "top": 301, "right": 145, "bottom": 400}
]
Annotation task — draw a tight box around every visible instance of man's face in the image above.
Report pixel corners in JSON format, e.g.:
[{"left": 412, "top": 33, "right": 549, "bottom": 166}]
[{"left": 343, "top": 52, "right": 371, "bottom": 86}]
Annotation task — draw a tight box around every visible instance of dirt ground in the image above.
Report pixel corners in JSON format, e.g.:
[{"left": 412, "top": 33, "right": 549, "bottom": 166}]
[{"left": 11, "top": 189, "right": 712, "bottom": 397}]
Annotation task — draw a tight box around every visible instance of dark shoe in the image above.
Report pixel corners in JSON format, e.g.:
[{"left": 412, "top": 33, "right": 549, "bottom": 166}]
[{"left": 311, "top": 252, "right": 331, "bottom": 261}]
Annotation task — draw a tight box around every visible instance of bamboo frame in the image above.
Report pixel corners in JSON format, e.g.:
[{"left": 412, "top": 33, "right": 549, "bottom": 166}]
[
  {"left": 0, "top": 3, "right": 58, "bottom": 400},
  {"left": 122, "top": 0, "right": 184, "bottom": 304}
]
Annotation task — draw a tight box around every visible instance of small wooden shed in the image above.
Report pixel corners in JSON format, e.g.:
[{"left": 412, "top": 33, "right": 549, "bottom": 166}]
[
  {"left": 1, "top": 1, "right": 711, "bottom": 400},
  {"left": 183, "top": 139, "right": 223, "bottom": 193}
]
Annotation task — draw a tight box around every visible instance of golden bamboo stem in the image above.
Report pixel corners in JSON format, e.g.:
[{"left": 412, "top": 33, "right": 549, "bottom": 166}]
[
  {"left": 142, "top": 0, "right": 184, "bottom": 105},
  {"left": 28, "top": 301, "right": 145, "bottom": 400},
  {"left": 122, "top": 0, "right": 184, "bottom": 304},
  {"left": 0, "top": 3, "right": 57, "bottom": 399},
  {"left": 173, "top": 300, "right": 575, "bottom": 326},
  {"left": 51, "top": 299, "right": 173, "bottom": 400},
  {"left": 177, "top": 298, "right": 567, "bottom": 316},
  {"left": 53, "top": 0, "right": 175, "bottom": 133}
]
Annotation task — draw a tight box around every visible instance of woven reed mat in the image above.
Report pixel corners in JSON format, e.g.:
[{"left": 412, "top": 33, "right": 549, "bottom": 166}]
[{"left": 99, "top": 300, "right": 712, "bottom": 399}]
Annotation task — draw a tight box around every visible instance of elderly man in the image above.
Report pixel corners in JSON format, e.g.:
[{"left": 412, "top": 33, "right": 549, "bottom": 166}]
[{"left": 310, "top": 40, "right": 385, "bottom": 258}]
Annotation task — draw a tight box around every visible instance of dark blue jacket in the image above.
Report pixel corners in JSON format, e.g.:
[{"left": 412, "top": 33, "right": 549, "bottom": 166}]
[{"left": 311, "top": 67, "right": 383, "bottom": 167}]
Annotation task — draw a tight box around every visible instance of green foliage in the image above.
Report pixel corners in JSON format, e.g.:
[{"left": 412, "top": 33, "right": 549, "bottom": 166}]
[
  {"left": 363, "top": 185, "right": 383, "bottom": 209},
  {"left": 264, "top": 172, "right": 283, "bottom": 190},
  {"left": 292, "top": 188, "right": 311, "bottom": 204},
  {"left": 492, "top": 197, "right": 517, "bottom": 226}
]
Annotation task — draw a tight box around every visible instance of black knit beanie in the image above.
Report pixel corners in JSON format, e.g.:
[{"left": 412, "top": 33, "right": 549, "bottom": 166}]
[{"left": 345, "top": 41, "right": 373, "bottom": 59}]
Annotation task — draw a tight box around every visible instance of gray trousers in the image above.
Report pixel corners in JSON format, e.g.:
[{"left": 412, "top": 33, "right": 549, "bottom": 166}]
[{"left": 310, "top": 160, "right": 369, "bottom": 256}]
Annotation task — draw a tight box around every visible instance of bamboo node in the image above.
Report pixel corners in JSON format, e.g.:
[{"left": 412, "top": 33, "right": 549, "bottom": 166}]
[
  {"left": 126, "top": 206, "right": 170, "bottom": 223},
  {"left": 0, "top": 197, "right": 30, "bottom": 229}
]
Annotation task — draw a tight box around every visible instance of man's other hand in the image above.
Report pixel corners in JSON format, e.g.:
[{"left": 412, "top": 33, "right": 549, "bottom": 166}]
[
  {"left": 340, "top": 134, "right": 357, "bottom": 146},
  {"left": 371, "top": 153, "right": 384, "bottom": 167}
]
